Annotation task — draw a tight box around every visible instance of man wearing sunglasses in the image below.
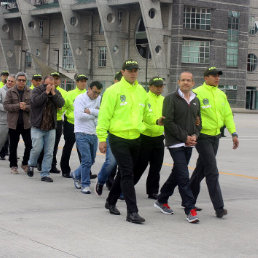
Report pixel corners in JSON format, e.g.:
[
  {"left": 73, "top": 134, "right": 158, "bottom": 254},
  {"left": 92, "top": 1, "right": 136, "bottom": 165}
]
[{"left": 4, "top": 72, "right": 32, "bottom": 174}]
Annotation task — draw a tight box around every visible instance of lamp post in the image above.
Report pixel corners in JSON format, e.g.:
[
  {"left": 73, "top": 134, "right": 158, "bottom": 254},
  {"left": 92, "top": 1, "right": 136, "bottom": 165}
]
[{"left": 53, "top": 49, "right": 59, "bottom": 72}]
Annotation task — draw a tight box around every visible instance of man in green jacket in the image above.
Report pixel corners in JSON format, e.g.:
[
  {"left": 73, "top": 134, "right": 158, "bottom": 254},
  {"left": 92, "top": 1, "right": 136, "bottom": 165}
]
[
  {"left": 0, "top": 71, "right": 9, "bottom": 88},
  {"left": 60, "top": 74, "right": 87, "bottom": 178},
  {"left": 133, "top": 76, "right": 165, "bottom": 200},
  {"left": 97, "top": 59, "right": 163, "bottom": 224},
  {"left": 190, "top": 67, "right": 239, "bottom": 218}
]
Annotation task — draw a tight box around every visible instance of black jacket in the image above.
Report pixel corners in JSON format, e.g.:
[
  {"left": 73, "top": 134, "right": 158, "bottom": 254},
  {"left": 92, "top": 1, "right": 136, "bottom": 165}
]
[
  {"left": 163, "top": 90, "right": 201, "bottom": 147},
  {"left": 30, "top": 84, "right": 65, "bottom": 129}
]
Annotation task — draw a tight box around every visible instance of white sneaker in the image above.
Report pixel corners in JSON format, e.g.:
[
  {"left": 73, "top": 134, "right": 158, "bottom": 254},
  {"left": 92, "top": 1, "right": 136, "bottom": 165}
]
[
  {"left": 71, "top": 171, "right": 81, "bottom": 189},
  {"left": 11, "top": 167, "right": 19, "bottom": 174},
  {"left": 81, "top": 186, "right": 91, "bottom": 194}
]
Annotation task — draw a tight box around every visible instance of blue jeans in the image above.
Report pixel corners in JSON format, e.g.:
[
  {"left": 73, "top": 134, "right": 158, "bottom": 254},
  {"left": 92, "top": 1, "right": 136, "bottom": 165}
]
[
  {"left": 74, "top": 133, "right": 98, "bottom": 188},
  {"left": 28, "top": 127, "right": 56, "bottom": 178},
  {"left": 97, "top": 136, "right": 117, "bottom": 185}
]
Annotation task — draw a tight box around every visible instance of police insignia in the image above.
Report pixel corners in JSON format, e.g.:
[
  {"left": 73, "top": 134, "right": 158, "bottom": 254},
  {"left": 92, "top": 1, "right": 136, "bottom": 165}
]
[
  {"left": 120, "top": 95, "right": 126, "bottom": 102},
  {"left": 203, "top": 98, "right": 209, "bottom": 105}
]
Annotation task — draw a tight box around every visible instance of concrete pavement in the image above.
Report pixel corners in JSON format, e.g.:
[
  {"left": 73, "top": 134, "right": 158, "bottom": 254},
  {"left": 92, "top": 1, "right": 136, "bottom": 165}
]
[{"left": 0, "top": 113, "right": 258, "bottom": 257}]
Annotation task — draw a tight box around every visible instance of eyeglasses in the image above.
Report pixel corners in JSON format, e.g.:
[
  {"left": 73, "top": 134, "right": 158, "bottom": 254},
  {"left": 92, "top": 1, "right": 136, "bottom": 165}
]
[{"left": 17, "top": 79, "right": 26, "bottom": 82}]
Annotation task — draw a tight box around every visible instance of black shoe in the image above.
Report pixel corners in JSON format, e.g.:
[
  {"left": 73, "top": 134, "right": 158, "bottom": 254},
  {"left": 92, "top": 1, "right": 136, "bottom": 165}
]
[
  {"left": 118, "top": 193, "right": 125, "bottom": 200},
  {"left": 95, "top": 182, "right": 103, "bottom": 196},
  {"left": 27, "top": 166, "right": 34, "bottom": 177},
  {"left": 194, "top": 206, "right": 202, "bottom": 211},
  {"left": 90, "top": 174, "right": 97, "bottom": 179},
  {"left": 216, "top": 208, "right": 227, "bottom": 218},
  {"left": 148, "top": 193, "right": 158, "bottom": 200},
  {"left": 126, "top": 212, "right": 145, "bottom": 224},
  {"left": 105, "top": 201, "right": 120, "bottom": 215},
  {"left": 62, "top": 173, "right": 72, "bottom": 178},
  {"left": 0, "top": 156, "right": 5, "bottom": 160},
  {"left": 50, "top": 167, "right": 61, "bottom": 174},
  {"left": 41, "top": 176, "right": 53, "bottom": 182},
  {"left": 37, "top": 163, "right": 42, "bottom": 172}
]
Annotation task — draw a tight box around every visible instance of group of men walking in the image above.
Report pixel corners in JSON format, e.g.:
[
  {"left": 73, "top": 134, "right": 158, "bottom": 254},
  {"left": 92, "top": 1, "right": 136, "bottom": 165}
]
[{"left": 0, "top": 59, "right": 239, "bottom": 225}]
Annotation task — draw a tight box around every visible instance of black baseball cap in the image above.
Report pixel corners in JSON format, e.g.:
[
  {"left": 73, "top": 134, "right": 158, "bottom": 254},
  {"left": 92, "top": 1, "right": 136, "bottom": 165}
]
[
  {"left": 1, "top": 71, "right": 9, "bottom": 76},
  {"left": 149, "top": 76, "right": 164, "bottom": 86},
  {"left": 76, "top": 74, "right": 88, "bottom": 81},
  {"left": 32, "top": 74, "right": 42, "bottom": 80},
  {"left": 122, "top": 59, "right": 139, "bottom": 70},
  {"left": 204, "top": 67, "right": 223, "bottom": 77},
  {"left": 50, "top": 72, "right": 60, "bottom": 78}
]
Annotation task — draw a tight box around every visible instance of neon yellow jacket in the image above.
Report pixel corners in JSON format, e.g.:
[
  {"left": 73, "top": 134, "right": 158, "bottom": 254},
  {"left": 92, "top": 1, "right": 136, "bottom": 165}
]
[
  {"left": 96, "top": 77, "right": 157, "bottom": 142},
  {"left": 142, "top": 91, "right": 164, "bottom": 137},
  {"left": 30, "top": 84, "right": 34, "bottom": 90},
  {"left": 0, "top": 82, "right": 4, "bottom": 88},
  {"left": 56, "top": 86, "right": 67, "bottom": 121},
  {"left": 64, "top": 87, "right": 86, "bottom": 124},
  {"left": 193, "top": 82, "right": 236, "bottom": 136}
]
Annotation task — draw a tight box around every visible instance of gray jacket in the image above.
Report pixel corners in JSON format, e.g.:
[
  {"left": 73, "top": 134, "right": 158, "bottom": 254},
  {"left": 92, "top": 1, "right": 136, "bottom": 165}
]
[{"left": 0, "top": 85, "right": 8, "bottom": 125}]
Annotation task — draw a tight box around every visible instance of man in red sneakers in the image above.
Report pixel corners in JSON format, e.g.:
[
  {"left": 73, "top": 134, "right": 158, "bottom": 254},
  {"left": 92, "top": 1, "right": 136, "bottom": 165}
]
[{"left": 154, "top": 72, "right": 201, "bottom": 223}]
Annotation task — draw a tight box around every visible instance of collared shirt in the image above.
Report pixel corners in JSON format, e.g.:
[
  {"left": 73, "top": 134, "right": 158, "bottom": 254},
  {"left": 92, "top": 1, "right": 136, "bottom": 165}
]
[{"left": 169, "top": 89, "right": 196, "bottom": 149}]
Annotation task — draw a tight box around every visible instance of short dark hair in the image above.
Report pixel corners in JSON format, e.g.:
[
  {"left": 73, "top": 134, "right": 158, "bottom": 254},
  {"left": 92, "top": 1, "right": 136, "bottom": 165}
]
[
  {"left": 43, "top": 75, "right": 54, "bottom": 83},
  {"left": 114, "top": 71, "right": 122, "bottom": 81},
  {"left": 89, "top": 81, "right": 103, "bottom": 90}
]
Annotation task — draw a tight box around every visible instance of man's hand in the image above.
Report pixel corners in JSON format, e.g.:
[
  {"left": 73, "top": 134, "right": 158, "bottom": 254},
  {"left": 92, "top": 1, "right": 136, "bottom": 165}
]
[
  {"left": 46, "top": 84, "right": 52, "bottom": 94},
  {"left": 19, "top": 102, "right": 26, "bottom": 110},
  {"left": 157, "top": 116, "right": 165, "bottom": 126},
  {"left": 232, "top": 136, "right": 239, "bottom": 149},
  {"left": 50, "top": 85, "right": 56, "bottom": 95},
  {"left": 185, "top": 135, "right": 197, "bottom": 146},
  {"left": 99, "top": 142, "right": 107, "bottom": 154},
  {"left": 84, "top": 108, "right": 90, "bottom": 114}
]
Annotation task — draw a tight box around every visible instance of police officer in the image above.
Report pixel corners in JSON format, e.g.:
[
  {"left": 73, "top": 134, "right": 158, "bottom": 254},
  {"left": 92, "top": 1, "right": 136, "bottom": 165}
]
[
  {"left": 190, "top": 67, "right": 239, "bottom": 218},
  {"left": 97, "top": 59, "right": 163, "bottom": 224},
  {"left": 133, "top": 76, "right": 165, "bottom": 200},
  {"left": 60, "top": 74, "right": 87, "bottom": 178},
  {"left": 0, "top": 71, "right": 9, "bottom": 88},
  {"left": 30, "top": 74, "right": 42, "bottom": 90}
]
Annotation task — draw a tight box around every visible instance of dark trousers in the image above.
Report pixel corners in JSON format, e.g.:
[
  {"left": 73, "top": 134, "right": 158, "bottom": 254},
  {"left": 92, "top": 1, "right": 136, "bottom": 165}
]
[
  {"left": 0, "top": 138, "right": 9, "bottom": 158},
  {"left": 60, "top": 119, "right": 80, "bottom": 175},
  {"left": 134, "top": 134, "right": 164, "bottom": 195},
  {"left": 38, "top": 120, "right": 63, "bottom": 169},
  {"left": 158, "top": 147, "right": 195, "bottom": 214},
  {"left": 190, "top": 134, "right": 224, "bottom": 211},
  {"left": 9, "top": 124, "right": 32, "bottom": 167},
  {"left": 107, "top": 134, "right": 140, "bottom": 213}
]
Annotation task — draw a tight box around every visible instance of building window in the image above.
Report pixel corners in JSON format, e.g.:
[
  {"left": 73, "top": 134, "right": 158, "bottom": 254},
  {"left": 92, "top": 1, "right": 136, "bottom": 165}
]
[
  {"left": 184, "top": 6, "right": 211, "bottom": 30},
  {"left": 25, "top": 52, "right": 32, "bottom": 68},
  {"left": 227, "top": 11, "right": 240, "bottom": 67},
  {"left": 63, "top": 30, "right": 74, "bottom": 70},
  {"left": 249, "top": 17, "right": 258, "bottom": 35},
  {"left": 181, "top": 40, "right": 210, "bottom": 64},
  {"left": 135, "top": 18, "right": 151, "bottom": 59},
  {"left": 39, "top": 20, "right": 43, "bottom": 37},
  {"left": 247, "top": 54, "right": 257, "bottom": 72},
  {"left": 98, "top": 47, "right": 107, "bottom": 67}
]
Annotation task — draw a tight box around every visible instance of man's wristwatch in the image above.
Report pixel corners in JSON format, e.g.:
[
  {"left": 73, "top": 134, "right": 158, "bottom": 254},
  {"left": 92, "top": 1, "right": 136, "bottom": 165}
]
[{"left": 232, "top": 132, "right": 238, "bottom": 138}]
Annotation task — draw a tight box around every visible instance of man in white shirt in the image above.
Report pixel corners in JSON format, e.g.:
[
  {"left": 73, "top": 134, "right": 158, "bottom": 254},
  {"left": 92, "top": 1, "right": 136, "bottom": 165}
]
[{"left": 71, "top": 81, "right": 103, "bottom": 194}]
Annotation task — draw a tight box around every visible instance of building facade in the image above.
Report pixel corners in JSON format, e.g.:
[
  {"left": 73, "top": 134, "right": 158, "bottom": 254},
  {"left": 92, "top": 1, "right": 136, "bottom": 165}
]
[{"left": 0, "top": 0, "right": 250, "bottom": 108}]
